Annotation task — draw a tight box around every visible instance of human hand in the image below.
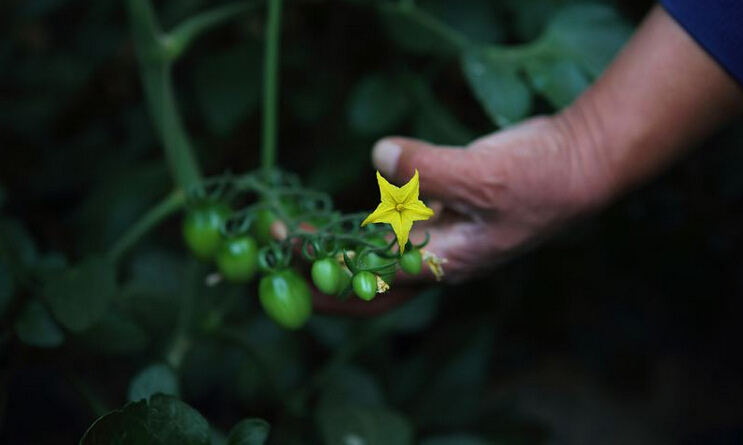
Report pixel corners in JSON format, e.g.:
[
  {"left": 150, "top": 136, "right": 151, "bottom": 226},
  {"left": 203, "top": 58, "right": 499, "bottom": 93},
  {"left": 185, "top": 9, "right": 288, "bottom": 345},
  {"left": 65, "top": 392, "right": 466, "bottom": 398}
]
[{"left": 373, "top": 115, "right": 608, "bottom": 283}]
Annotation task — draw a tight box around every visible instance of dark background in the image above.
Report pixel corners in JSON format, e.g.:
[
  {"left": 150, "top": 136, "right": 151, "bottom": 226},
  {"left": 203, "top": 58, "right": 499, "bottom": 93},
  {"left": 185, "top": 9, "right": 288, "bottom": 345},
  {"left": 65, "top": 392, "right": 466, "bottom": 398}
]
[{"left": 1, "top": 0, "right": 742, "bottom": 443}]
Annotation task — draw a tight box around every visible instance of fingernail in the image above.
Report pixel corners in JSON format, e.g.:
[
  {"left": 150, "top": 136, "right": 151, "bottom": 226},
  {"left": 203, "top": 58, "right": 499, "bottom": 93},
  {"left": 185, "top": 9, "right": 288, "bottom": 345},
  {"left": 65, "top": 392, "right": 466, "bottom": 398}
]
[{"left": 372, "top": 140, "right": 401, "bottom": 177}]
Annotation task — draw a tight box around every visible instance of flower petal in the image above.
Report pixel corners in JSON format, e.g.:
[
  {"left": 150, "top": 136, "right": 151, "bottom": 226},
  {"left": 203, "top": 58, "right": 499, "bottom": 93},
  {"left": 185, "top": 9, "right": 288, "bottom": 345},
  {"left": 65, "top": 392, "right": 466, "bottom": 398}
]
[
  {"left": 403, "top": 200, "right": 434, "bottom": 222},
  {"left": 388, "top": 211, "right": 413, "bottom": 254},
  {"left": 361, "top": 202, "right": 397, "bottom": 226},
  {"left": 398, "top": 169, "right": 420, "bottom": 204},
  {"left": 376, "top": 171, "right": 402, "bottom": 204}
]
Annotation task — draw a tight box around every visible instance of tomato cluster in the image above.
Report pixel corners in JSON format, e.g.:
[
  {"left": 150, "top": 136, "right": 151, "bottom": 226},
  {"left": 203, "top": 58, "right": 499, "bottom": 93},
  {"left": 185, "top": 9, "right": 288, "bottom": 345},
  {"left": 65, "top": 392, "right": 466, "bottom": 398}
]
[{"left": 182, "top": 200, "right": 424, "bottom": 330}]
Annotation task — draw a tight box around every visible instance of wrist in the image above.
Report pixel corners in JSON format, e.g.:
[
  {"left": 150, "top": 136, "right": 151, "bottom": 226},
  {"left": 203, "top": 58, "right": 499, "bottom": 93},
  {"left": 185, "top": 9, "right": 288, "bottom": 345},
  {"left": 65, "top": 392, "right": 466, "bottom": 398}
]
[{"left": 551, "top": 100, "right": 622, "bottom": 212}]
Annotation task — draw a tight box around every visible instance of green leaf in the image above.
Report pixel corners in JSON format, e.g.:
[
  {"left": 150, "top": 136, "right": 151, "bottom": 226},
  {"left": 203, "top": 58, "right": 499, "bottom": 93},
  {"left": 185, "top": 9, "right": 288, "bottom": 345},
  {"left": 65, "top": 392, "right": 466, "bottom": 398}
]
[
  {"left": 317, "top": 398, "right": 413, "bottom": 445},
  {"left": 408, "top": 76, "right": 474, "bottom": 145},
  {"left": 42, "top": 254, "right": 116, "bottom": 333},
  {"left": 347, "top": 73, "right": 411, "bottom": 136},
  {"left": 378, "top": 4, "right": 463, "bottom": 55},
  {"left": 421, "top": 435, "right": 492, "bottom": 445},
  {"left": 129, "top": 363, "right": 179, "bottom": 402},
  {"left": 0, "top": 261, "right": 13, "bottom": 316},
  {"left": 523, "top": 58, "right": 591, "bottom": 109},
  {"left": 14, "top": 299, "right": 65, "bottom": 348},
  {"left": 77, "top": 309, "right": 149, "bottom": 356},
  {"left": 544, "top": 4, "right": 632, "bottom": 78},
  {"left": 0, "top": 217, "right": 39, "bottom": 267},
  {"left": 193, "top": 42, "right": 262, "bottom": 136},
  {"left": 227, "top": 418, "right": 270, "bottom": 445},
  {"left": 324, "top": 365, "right": 386, "bottom": 408},
  {"left": 80, "top": 394, "right": 210, "bottom": 445},
  {"left": 422, "top": 0, "right": 505, "bottom": 45},
  {"left": 461, "top": 49, "right": 531, "bottom": 127}
]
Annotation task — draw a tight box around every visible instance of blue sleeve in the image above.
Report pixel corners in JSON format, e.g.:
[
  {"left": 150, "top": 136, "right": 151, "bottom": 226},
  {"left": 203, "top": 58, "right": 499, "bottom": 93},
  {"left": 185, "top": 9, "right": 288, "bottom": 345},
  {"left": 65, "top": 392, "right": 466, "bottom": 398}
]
[{"left": 659, "top": 0, "right": 743, "bottom": 85}]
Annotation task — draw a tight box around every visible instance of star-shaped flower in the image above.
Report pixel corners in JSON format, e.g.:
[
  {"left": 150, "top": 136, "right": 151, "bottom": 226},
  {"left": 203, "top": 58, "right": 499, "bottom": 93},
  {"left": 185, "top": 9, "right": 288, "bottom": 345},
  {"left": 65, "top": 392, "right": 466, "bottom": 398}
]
[{"left": 361, "top": 170, "right": 434, "bottom": 254}]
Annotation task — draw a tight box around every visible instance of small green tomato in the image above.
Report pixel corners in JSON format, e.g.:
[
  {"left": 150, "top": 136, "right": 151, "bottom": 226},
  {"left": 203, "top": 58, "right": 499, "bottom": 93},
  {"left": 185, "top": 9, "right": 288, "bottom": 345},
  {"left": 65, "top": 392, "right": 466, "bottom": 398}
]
[
  {"left": 400, "top": 249, "right": 422, "bottom": 275},
  {"left": 259, "top": 269, "right": 312, "bottom": 329},
  {"left": 215, "top": 235, "right": 259, "bottom": 283},
  {"left": 311, "top": 258, "right": 343, "bottom": 295},
  {"left": 352, "top": 271, "right": 377, "bottom": 301},
  {"left": 182, "top": 202, "right": 232, "bottom": 260}
]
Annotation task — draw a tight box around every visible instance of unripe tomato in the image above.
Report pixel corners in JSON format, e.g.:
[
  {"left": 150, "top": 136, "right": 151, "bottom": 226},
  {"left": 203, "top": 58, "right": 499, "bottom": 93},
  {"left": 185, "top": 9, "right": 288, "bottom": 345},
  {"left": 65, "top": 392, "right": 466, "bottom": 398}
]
[
  {"left": 215, "top": 235, "right": 259, "bottom": 283},
  {"left": 252, "top": 209, "right": 278, "bottom": 245},
  {"left": 352, "top": 271, "right": 377, "bottom": 301},
  {"left": 259, "top": 269, "right": 312, "bottom": 329},
  {"left": 182, "top": 202, "right": 232, "bottom": 260},
  {"left": 400, "top": 249, "right": 422, "bottom": 275},
  {"left": 311, "top": 258, "right": 343, "bottom": 295},
  {"left": 364, "top": 252, "right": 395, "bottom": 285}
]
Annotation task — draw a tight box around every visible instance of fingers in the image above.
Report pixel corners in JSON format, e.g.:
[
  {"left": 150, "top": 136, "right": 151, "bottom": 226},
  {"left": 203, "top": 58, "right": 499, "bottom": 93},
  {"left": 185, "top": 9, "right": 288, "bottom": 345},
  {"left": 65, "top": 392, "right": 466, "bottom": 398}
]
[{"left": 372, "top": 137, "right": 476, "bottom": 203}]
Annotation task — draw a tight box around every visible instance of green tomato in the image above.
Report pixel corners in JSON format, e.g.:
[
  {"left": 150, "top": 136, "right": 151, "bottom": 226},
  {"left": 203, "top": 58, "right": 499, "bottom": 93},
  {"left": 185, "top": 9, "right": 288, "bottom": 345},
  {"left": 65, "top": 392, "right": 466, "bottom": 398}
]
[
  {"left": 252, "top": 209, "right": 277, "bottom": 245},
  {"left": 215, "top": 235, "right": 259, "bottom": 283},
  {"left": 259, "top": 269, "right": 312, "bottom": 329},
  {"left": 352, "top": 271, "right": 377, "bottom": 301},
  {"left": 182, "top": 202, "right": 232, "bottom": 260},
  {"left": 400, "top": 249, "right": 422, "bottom": 275},
  {"left": 363, "top": 252, "right": 395, "bottom": 286},
  {"left": 311, "top": 258, "right": 343, "bottom": 295}
]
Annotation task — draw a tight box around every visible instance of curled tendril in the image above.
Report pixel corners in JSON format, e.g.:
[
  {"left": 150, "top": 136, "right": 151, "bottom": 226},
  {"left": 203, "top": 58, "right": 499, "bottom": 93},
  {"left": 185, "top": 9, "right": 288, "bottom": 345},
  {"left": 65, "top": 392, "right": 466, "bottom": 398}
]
[{"left": 187, "top": 169, "right": 431, "bottom": 280}]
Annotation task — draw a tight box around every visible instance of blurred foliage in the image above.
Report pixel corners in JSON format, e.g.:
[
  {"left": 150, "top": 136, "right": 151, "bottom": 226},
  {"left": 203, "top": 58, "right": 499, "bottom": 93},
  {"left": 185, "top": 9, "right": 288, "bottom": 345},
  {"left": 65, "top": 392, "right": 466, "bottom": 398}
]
[{"left": 1, "top": 0, "right": 743, "bottom": 444}]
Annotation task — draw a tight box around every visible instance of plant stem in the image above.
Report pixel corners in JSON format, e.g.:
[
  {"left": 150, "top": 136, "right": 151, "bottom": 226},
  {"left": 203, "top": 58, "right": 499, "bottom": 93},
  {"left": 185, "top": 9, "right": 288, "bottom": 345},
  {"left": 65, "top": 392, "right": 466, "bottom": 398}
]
[
  {"left": 127, "top": 0, "right": 203, "bottom": 190},
  {"left": 107, "top": 189, "right": 186, "bottom": 263},
  {"left": 261, "top": 0, "right": 283, "bottom": 171}
]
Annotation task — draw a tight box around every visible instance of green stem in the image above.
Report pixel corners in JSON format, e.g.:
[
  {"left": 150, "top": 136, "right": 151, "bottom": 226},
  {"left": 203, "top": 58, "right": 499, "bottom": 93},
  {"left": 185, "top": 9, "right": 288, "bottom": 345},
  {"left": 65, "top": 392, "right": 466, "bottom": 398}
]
[
  {"left": 261, "top": 0, "right": 283, "bottom": 171},
  {"left": 166, "top": 259, "right": 200, "bottom": 369},
  {"left": 165, "top": 1, "right": 263, "bottom": 61},
  {"left": 127, "top": 0, "right": 203, "bottom": 190},
  {"left": 107, "top": 189, "right": 186, "bottom": 263}
]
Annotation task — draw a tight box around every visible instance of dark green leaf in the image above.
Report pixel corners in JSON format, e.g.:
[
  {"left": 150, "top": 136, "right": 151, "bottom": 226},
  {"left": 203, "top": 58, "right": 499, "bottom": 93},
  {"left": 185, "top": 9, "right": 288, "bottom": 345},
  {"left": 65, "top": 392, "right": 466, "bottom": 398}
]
[
  {"left": 409, "top": 76, "right": 474, "bottom": 145},
  {"left": 324, "top": 366, "right": 386, "bottom": 408},
  {"left": 461, "top": 50, "right": 531, "bottom": 127},
  {"left": 545, "top": 4, "right": 632, "bottom": 78},
  {"left": 78, "top": 309, "right": 149, "bottom": 356},
  {"left": 14, "top": 299, "right": 65, "bottom": 348},
  {"left": 347, "top": 73, "right": 411, "bottom": 136},
  {"left": 421, "top": 435, "right": 492, "bottom": 445},
  {"left": 317, "top": 397, "right": 413, "bottom": 445},
  {"left": 0, "top": 217, "right": 39, "bottom": 267},
  {"left": 0, "top": 183, "right": 6, "bottom": 208},
  {"left": 227, "top": 418, "right": 270, "bottom": 445},
  {"left": 422, "top": 0, "right": 505, "bottom": 45},
  {"left": 378, "top": 5, "right": 462, "bottom": 55},
  {"left": 128, "top": 363, "right": 179, "bottom": 402},
  {"left": 523, "top": 58, "right": 591, "bottom": 109},
  {"left": 42, "top": 255, "right": 116, "bottom": 333},
  {"left": 80, "top": 394, "right": 210, "bottom": 445},
  {"left": 193, "top": 42, "right": 262, "bottom": 136}
]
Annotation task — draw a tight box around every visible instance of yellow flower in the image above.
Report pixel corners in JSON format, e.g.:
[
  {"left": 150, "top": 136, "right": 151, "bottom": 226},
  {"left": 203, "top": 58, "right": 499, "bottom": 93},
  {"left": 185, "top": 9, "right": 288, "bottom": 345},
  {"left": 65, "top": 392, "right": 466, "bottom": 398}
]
[{"left": 361, "top": 170, "right": 434, "bottom": 254}]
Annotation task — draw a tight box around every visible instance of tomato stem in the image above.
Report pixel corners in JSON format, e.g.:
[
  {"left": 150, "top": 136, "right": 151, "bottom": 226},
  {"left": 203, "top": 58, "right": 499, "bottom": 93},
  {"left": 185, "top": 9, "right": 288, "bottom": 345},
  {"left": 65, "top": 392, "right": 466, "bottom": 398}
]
[
  {"left": 107, "top": 189, "right": 186, "bottom": 263},
  {"left": 261, "top": 0, "right": 283, "bottom": 171}
]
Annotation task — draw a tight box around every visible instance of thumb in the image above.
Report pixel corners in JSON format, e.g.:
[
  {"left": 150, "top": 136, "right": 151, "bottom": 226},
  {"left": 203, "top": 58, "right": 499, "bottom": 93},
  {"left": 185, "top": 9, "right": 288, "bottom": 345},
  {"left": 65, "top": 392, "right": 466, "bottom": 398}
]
[{"left": 372, "top": 137, "right": 474, "bottom": 202}]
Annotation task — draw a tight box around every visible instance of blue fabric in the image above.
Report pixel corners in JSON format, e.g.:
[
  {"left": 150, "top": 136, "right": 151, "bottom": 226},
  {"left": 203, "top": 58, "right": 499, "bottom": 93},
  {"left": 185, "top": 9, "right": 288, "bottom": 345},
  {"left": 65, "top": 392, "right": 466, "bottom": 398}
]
[{"left": 660, "top": 0, "right": 743, "bottom": 85}]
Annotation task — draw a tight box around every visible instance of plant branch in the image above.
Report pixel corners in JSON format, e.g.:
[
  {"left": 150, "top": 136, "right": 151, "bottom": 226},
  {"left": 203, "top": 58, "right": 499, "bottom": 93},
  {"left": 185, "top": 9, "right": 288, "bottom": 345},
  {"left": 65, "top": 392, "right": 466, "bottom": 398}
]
[
  {"left": 165, "top": 1, "right": 264, "bottom": 61},
  {"left": 261, "top": 0, "right": 284, "bottom": 171},
  {"left": 107, "top": 189, "right": 186, "bottom": 263}
]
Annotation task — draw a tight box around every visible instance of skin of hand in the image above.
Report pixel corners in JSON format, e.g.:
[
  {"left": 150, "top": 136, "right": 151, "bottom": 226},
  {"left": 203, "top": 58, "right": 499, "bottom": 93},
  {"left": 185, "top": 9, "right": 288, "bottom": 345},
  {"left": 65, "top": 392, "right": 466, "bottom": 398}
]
[
  {"left": 273, "top": 5, "right": 743, "bottom": 314},
  {"left": 371, "top": 4, "right": 743, "bottom": 284}
]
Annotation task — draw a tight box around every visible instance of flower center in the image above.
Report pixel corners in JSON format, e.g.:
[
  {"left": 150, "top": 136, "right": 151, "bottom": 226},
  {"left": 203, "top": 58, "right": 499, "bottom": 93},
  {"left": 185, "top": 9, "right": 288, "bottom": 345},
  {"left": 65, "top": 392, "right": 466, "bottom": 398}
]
[{"left": 395, "top": 204, "right": 405, "bottom": 212}]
